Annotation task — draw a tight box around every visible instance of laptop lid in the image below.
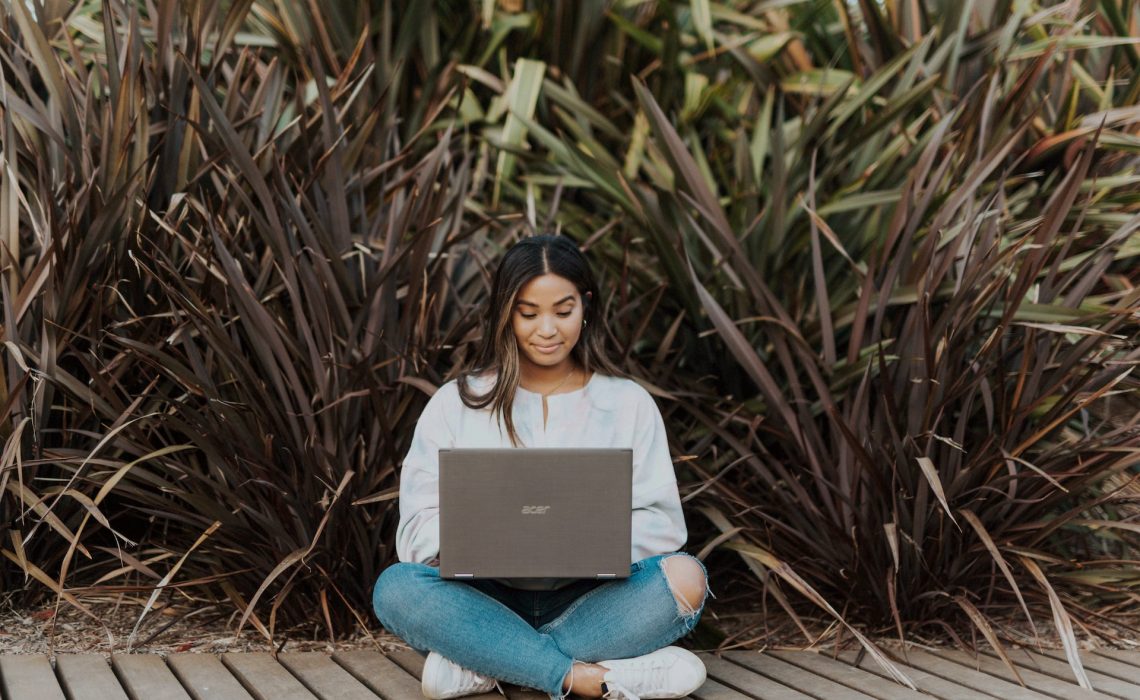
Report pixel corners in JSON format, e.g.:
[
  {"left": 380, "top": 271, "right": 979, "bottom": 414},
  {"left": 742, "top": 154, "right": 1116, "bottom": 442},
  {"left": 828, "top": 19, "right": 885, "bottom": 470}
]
[{"left": 438, "top": 448, "right": 632, "bottom": 579}]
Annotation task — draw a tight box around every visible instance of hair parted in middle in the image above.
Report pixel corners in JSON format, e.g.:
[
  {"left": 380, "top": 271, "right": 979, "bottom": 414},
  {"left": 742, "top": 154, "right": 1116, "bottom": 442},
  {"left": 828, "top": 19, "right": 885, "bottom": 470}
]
[{"left": 456, "top": 234, "right": 625, "bottom": 446}]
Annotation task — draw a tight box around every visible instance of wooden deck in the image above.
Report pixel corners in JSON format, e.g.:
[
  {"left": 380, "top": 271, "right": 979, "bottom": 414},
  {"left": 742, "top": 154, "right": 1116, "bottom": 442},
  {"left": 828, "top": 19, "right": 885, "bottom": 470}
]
[{"left": 2, "top": 646, "right": 1140, "bottom": 699}]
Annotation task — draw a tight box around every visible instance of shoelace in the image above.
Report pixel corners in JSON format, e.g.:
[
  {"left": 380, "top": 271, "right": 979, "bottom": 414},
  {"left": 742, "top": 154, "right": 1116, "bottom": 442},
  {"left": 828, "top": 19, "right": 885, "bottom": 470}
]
[
  {"left": 601, "top": 680, "right": 640, "bottom": 700},
  {"left": 475, "top": 675, "right": 499, "bottom": 693},
  {"left": 606, "top": 655, "right": 676, "bottom": 696},
  {"left": 456, "top": 668, "right": 497, "bottom": 695}
]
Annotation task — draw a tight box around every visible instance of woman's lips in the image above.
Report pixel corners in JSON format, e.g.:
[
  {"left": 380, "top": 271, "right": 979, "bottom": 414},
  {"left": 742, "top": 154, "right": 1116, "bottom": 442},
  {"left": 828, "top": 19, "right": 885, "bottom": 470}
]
[{"left": 534, "top": 343, "right": 562, "bottom": 354}]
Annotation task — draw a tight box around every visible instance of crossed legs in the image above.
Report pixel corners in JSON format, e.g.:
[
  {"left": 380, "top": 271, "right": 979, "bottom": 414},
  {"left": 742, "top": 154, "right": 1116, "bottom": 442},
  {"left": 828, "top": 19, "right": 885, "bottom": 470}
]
[{"left": 373, "top": 553, "right": 710, "bottom": 698}]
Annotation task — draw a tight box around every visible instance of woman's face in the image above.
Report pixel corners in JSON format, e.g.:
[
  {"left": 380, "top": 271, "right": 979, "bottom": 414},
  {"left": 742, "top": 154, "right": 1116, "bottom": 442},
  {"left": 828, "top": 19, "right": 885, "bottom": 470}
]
[{"left": 511, "top": 273, "right": 590, "bottom": 371}]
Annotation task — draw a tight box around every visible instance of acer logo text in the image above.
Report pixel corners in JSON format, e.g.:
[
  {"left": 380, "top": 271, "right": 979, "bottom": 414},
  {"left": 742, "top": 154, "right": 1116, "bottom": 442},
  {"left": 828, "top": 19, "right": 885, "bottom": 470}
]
[{"left": 521, "top": 506, "right": 551, "bottom": 515}]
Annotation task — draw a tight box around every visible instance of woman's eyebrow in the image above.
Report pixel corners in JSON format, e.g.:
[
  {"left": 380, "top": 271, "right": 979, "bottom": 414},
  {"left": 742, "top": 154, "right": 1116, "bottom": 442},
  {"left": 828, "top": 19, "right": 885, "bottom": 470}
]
[{"left": 516, "top": 295, "right": 576, "bottom": 307}]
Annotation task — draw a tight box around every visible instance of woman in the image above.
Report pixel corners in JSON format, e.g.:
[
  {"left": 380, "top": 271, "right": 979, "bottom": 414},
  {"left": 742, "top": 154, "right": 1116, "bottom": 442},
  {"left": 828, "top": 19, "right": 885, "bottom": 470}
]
[{"left": 373, "top": 235, "right": 710, "bottom": 700}]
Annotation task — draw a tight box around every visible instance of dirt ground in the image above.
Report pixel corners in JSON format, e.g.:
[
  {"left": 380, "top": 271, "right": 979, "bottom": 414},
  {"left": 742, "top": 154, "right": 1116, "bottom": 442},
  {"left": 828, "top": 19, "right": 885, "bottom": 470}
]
[
  {"left": 0, "top": 594, "right": 405, "bottom": 656},
  {"left": 3, "top": 592, "right": 1139, "bottom": 657},
  {"left": 0, "top": 594, "right": 829, "bottom": 656}
]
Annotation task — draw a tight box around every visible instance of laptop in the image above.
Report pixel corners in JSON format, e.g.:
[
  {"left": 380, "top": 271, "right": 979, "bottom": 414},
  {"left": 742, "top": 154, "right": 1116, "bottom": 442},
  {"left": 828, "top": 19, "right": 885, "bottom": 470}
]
[{"left": 438, "top": 448, "right": 632, "bottom": 579}]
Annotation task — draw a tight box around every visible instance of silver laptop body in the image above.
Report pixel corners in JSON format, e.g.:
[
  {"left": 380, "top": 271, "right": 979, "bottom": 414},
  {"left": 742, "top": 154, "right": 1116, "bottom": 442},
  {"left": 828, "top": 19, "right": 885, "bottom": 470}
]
[{"left": 438, "top": 448, "right": 632, "bottom": 579}]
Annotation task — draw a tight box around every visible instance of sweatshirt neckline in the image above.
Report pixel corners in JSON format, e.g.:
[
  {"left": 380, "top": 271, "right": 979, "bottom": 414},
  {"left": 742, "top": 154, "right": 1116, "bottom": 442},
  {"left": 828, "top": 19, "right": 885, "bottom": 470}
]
[{"left": 516, "top": 370, "right": 597, "bottom": 399}]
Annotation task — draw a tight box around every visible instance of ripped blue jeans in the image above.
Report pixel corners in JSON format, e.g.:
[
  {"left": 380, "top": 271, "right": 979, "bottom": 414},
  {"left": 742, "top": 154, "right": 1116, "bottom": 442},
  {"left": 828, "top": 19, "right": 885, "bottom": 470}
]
[{"left": 372, "top": 553, "right": 710, "bottom": 698}]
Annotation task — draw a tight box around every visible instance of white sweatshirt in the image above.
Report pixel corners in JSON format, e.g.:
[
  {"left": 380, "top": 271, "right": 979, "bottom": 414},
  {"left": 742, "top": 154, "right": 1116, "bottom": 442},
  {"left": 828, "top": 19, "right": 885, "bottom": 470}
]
[{"left": 395, "top": 371, "right": 688, "bottom": 589}]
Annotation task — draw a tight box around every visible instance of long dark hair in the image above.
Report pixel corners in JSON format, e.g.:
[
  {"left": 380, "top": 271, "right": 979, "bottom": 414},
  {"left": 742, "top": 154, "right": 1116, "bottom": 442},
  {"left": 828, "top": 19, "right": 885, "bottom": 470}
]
[{"left": 456, "top": 234, "right": 625, "bottom": 446}]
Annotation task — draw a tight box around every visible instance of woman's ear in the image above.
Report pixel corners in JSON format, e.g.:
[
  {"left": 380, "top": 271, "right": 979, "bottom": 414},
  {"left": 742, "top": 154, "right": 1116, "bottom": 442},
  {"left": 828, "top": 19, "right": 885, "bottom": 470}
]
[{"left": 583, "top": 291, "right": 592, "bottom": 308}]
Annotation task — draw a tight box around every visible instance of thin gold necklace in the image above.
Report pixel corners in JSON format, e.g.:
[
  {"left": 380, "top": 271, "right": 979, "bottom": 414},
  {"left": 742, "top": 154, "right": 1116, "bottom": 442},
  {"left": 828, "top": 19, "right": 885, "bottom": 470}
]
[{"left": 532, "top": 366, "right": 578, "bottom": 397}]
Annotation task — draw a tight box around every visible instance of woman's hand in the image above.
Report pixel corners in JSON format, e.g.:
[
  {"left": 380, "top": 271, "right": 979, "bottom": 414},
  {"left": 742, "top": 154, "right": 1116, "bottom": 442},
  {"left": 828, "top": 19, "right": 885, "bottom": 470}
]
[{"left": 427, "top": 556, "right": 440, "bottom": 567}]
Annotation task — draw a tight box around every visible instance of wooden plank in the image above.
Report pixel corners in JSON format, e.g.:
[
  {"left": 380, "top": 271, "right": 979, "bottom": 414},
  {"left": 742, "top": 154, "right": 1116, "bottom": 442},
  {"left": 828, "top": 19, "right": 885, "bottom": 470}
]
[
  {"left": 383, "top": 648, "right": 428, "bottom": 678},
  {"left": 55, "top": 654, "right": 130, "bottom": 700},
  {"left": 687, "top": 673, "right": 755, "bottom": 700},
  {"left": 1089, "top": 652, "right": 1140, "bottom": 670},
  {"left": 931, "top": 649, "right": 1112, "bottom": 700},
  {"left": 277, "top": 653, "right": 382, "bottom": 700},
  {"left": 724, "top": 650, "right": 878, "bottom": 699},
  {"left": 333, "top": 651, "right": 423, "bottom": 700},
  {"left": 110, "top": 655, "right": 193, "bottom": 700},
  {"left": 897, "top": 649, "right": 1058, "bottom": 700},
  {"left": 992, "top": 649, "right": 1138, "bottom": 699},
  {"left": 1062, "top": 652, "right": 1140, "bottom": 684},
  {"left": 700, "top": 653, "right": 814, "bottom": 700},
  {"left": 167, "top": 654, "right": 254, "bottom": 700},
  {"left": 221, "top": 653, "right": 317, "bottom": 700},
  {"left": 0, "top": 655, "right": 67, "bottom": 700},
  {"left": 767, "top": 650, "right": 927, "bottom": 700},
  {"left": 839, "top": 648, "right": 1045, "bottom": 700}
]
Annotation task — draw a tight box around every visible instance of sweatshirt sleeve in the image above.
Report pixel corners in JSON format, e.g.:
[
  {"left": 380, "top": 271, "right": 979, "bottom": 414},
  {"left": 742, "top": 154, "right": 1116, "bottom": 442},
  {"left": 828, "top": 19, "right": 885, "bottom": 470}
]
[
  {"left": 630, "top": 388, "right": 687, "bottom": 562},
  {"left": 394, "top": 385, "right": 454, "bottom": 564}
]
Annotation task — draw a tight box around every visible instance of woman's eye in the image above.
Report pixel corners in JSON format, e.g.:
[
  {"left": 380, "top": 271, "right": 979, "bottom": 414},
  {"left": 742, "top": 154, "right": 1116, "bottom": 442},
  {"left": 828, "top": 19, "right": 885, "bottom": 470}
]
[
  {"left": 519, "top": 312, "right": 573, "bottom": 319},
  {"left": 557, "top": 312, "right": 572, "bottom": 317}
]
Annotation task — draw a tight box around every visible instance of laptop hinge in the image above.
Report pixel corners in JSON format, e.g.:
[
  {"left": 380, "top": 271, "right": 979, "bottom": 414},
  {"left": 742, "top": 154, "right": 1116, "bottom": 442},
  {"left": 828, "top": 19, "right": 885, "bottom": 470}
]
[
  {"left": 596, "top": 573, "right": 617, "bottom": 579},
  {"left": 454, "top": 573, "right": 474, "bottom": 578}
]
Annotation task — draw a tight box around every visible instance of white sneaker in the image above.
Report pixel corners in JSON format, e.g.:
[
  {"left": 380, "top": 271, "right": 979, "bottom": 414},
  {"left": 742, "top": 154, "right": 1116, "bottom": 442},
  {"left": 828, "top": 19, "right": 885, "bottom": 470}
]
[
  {"left": 599, "top": 647, "right": 707, "bottom": 700},
  {"left": 421, "top": 651, "right": 501, "bottom": 699}
]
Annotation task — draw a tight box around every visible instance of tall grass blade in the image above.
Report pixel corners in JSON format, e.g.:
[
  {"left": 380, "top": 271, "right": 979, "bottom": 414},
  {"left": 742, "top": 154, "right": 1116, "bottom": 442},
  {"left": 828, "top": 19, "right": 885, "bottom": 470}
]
[
  {"left": 729, "top": 541, "right": 916, "bottom": 690},
  {"left": 1020, "top": 556, "right": 1092, "bottom": 690},
  {"left": 493, "top": 58, "right": 546, "bottom": 207}
]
